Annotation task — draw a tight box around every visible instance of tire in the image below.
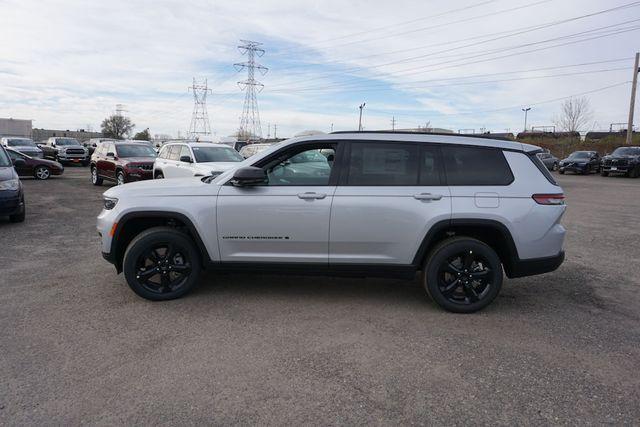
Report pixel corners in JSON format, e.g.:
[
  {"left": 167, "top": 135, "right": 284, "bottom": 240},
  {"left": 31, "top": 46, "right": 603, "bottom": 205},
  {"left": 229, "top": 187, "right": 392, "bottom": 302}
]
[
  {"left": 81, "top": 160, "right": 90, "bottom": 167},
  {"left": 9, "top": 204, "right": 25, "bottom": 223},
  {"left": 122, "top": 227, "right": 201, "bottom": 301},
  {"left": 34, "top": 166, "right": 51, "bottom": 180},
  {"left": 422, "top": 237, "right": 503, "bottom": 313},
  {"left": 600, "top": 170, "right": 608, "bottom": 177},
  {"left": 91, "top": 166, "right": 103, "bottom": 185},
  {"left": 552, "top": 162, "right": 558, "bottom": 171},
  {"left": 559, "top": 170, "right": 565, "bottom": 175},
  {"left": 116, "top": 170, "right": 126, "bottom": 186},
  {"left": 155, "top": 172, "right": 164, "bottom": 179},
  {"left": 630, "top": 166, "right": 640, "bottom": 178}
]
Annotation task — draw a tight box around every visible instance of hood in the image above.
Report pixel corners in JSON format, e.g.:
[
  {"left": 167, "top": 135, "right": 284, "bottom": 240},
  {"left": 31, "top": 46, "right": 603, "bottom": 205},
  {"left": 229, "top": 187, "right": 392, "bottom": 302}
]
[
  {"left": 194, "top": 161, "right": 241, "bottom": 172},
  {"left": 0, "top": 166, "right": 18, "bottom": 182},
  {"left": 12, "top": 146, "right": 42, "bottom": 153},
  {"left": 103, "top": 176, "right": 219, "bottom": 199},
  {"left": 121, "top": 157, "right": 156, "bottom": 164}
]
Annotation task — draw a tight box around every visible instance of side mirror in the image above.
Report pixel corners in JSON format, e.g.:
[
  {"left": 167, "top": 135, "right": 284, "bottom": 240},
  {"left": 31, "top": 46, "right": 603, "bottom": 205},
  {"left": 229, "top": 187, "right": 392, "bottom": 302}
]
[
  {"left": 13, "top": 158, "right": 26, "bottom": 168},
  {"left": 179, "top": 155, "right": 193, "bottom": 163},
  {"left": 230, "top": 166, "right": 267, "bottom": 186},
  {"left": 106, "top": 152, "right": 116, "bottom": 159},
  {"left": 51, "top": 142, "right": 56, "bottom": 147},
  {"left": 83, "top": 142, "right": 88, "bottom": 147}
]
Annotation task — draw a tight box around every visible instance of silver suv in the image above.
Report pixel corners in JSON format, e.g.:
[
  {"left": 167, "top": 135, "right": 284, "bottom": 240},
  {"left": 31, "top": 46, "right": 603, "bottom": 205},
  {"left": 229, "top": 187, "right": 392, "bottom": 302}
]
[{"left": 97, "top": 132, "right": 566, "bottom": 313}]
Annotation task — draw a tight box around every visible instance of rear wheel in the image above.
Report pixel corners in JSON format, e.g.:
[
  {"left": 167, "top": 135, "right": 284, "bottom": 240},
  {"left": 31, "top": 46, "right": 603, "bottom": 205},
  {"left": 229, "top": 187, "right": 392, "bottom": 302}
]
[
  {"left": 123, "top": 227, "right": 201, "bottom": 300},
  {"left": 91, "top": 166, "right": 103, "bottom": 185},
  {"left": 9, "top": 203, "right": 25, "bottom": 223},
  {"left": 423, "top": 237, "right": 503, "bottom": 313},
  {"left": 34, "top": 166, "right": 51, "bottom": 180}
]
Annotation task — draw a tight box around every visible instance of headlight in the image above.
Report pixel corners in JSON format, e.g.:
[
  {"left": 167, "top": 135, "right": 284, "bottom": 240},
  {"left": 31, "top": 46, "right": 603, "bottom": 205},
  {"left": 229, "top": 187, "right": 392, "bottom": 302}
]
[
  {"left": 0, "top": 179, "right": 20, "bottom": 191},
  {"left": 103, "top": 197, "right": 118, "bottom": 210},
  {"left": 209, "top": 171, "right": 223, "bottom": 178}
]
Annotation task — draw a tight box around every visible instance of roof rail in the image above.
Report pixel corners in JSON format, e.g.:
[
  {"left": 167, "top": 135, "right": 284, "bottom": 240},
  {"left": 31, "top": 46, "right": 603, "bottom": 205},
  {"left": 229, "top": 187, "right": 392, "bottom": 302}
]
[{"left": 330, "top": 130, "right": 513, "bottom": 142}]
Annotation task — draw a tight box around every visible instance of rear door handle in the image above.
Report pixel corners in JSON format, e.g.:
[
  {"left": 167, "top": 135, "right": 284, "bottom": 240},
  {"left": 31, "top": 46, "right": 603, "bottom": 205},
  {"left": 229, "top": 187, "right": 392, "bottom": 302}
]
[
  {"left": 413, "top": 193, "right": 443, "bottom": 201},
  {"left": 297, "top": 192, "right": 327, "bottom": 200}
]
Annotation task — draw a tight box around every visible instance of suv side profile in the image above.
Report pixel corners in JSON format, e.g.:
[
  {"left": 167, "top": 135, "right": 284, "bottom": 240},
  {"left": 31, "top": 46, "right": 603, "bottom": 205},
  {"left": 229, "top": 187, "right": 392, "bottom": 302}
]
[
  {"left": 97, "top": 132, "right": 566, "bottom": 313},
  {"left": 153, "top": 142, "right": 244, "bottom": 179},
  {"left": 91, "top": 141, "right": 157, "bottom": 186}
]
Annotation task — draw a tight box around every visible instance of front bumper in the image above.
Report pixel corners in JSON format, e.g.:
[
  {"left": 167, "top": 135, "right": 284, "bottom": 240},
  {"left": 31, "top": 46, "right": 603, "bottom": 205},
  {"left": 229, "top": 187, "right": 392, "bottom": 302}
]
[
  {"left": 601, "top": 165, "right": 634, "bottom": 173},
  {"left": 559, "top": 163, "right": 588, "bottom": 173},
  {"left": 0, "top": 191, "right": 23, "bottom": 216},
  {"left": 124, "top": 169, "right": 153, "bottom": 182}
]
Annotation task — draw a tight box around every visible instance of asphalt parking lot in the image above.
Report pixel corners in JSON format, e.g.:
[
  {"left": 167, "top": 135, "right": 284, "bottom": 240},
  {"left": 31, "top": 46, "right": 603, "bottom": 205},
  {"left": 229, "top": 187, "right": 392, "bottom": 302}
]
[{"left": 1, "top": 167, "right": 639, "bottom": 425}]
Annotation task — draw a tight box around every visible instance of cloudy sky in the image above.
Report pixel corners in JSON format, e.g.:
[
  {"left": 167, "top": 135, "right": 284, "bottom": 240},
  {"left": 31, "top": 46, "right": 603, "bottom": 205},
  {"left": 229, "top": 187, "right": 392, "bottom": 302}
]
[{"left": 0, "top": 0, "right": 638, "bottom": 138}]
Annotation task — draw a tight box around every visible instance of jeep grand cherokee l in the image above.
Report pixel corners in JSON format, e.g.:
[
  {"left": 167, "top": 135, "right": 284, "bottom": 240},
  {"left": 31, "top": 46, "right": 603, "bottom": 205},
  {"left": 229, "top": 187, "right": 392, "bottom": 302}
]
[
  {"left": 97, "top": 132, "right": 566, "bottom": 313},
  {"left": 91, "top": 141, "right": 156, "bottom": 186}
]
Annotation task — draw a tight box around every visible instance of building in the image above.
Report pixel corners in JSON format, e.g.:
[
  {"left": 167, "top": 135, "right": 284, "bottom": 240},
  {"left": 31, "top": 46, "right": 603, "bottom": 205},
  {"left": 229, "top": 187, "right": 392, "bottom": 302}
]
[
  {"left": 32, "top": 128, "right": 103, "bottom": 143},
  {"left": 0, "top": 118, "right": 32, "bottom": 138}
]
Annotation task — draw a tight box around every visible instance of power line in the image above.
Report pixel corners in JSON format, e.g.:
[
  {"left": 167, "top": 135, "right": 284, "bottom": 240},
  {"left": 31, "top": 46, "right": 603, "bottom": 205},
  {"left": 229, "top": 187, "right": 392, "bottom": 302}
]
[{"left": 235, "top": 40, "right": 268, "bottom": 140}]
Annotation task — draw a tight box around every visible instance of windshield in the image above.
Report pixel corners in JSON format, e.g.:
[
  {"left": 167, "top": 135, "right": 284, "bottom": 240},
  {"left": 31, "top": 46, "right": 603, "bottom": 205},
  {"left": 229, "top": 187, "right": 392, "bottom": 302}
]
[
  {"left": 611, "top": 147, "right": 640, "bottom": 156},
  {"left": 116, "top": 145, "right": 157, "bottom": 158},
  {"left": 193, "top": 146, "right": 243, "bottom": 163},
  {"left": 568, "top": 151, "right": 590, "bottom": 159},
  {"left": 290, "top": 150, "right": 327, "bottom": 163},
  {"left": 56, "top": 138, "right": 80, "bottom": 146},
  {"left": 7, "top": 139, "right": 36, "bottom": 147},
  {"left": 0, "top": 147, "right": 11, "bottom": 167}
]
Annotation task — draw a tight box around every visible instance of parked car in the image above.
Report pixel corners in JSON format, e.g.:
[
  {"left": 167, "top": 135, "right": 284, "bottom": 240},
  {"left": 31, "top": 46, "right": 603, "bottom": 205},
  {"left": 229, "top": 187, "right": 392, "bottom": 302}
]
[
  {"left": 38, "top": 137, "right": 90, "bottom": 166},
  {"left": 558, "top": 151, "right": 600, "bottom": 175},
  {"left": 239, "top": 143, "right": 274, "bottom": 158},
  {"left": 6, "top": 148, "right": 64, "bottom": 180},
  {"left": 85, "top": 138, "right": 118, "bottom": 156},
  {"left": 1, "top": 137, "right": 43, "bottom": 158},
  {"left": 536, "top": 152, "right": 559, "bottom": 171},
  {"left": 97, "top": 131, "right": 566, "bottom": 313},
  {"left": 600, "top": 146, "right": 640, "bottom": 177},
  {"left": 153, "top": 142, "right": 244, "bottom": 179},
  {"left": 90, "top": 141, "right": 157, "bottom": 186},
  {"left": 0, "top": 145, "right": 25, "bottom": 222}
]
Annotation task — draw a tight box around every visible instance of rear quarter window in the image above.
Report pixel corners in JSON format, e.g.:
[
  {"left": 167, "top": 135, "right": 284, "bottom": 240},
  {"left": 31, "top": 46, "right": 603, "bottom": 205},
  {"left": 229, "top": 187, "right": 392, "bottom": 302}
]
[{"left": 442, "top": 146, "right": 514, "bottom": 186}]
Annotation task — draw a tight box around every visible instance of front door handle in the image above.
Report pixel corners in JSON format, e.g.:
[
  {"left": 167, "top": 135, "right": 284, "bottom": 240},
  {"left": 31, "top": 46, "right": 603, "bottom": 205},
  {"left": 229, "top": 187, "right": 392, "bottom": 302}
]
[
  {"left": 414, "top": 193, "right": 443, "bottom": 201},
  {"left": 297, "top": 192, "right": 327, "bottom": 200}
]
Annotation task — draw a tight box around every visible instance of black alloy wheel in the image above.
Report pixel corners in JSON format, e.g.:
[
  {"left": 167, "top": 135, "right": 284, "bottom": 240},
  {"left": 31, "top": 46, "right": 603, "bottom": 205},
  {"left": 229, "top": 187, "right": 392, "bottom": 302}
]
[
  {"left": 424, "top": 237, "right": 503, "bottom": 313},
  {"left": 123, "top": 227, "right": 201, "bottom": 300}
]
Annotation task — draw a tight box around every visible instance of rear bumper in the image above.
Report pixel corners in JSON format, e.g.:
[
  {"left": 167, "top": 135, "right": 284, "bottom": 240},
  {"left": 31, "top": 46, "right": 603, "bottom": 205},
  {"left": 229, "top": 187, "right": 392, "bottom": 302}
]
[{"left": 508, "top": 251, "right": 565, "bottom": 278}]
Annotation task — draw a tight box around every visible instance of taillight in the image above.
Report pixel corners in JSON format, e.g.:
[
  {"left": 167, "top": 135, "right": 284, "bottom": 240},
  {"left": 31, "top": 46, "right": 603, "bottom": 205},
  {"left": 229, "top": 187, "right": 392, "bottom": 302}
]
[{"left": 532, "top": 194, "right": 565, "bottom": 205}]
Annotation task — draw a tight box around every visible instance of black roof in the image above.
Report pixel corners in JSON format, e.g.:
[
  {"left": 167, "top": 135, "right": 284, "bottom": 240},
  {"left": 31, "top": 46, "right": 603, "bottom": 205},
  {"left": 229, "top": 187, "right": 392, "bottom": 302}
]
[{"left": 330, "top": 130, "right": 513, "bottom": 142}]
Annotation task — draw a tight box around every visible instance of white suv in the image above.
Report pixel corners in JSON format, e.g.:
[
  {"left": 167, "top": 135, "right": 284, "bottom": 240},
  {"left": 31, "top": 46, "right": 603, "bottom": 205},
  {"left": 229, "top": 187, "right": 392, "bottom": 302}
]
[
  {"left": 97, "top": 132, "right": 566, "bottom": 313},
  {"left": 153, "top": 142, "right": 244, "bottom": 179}
]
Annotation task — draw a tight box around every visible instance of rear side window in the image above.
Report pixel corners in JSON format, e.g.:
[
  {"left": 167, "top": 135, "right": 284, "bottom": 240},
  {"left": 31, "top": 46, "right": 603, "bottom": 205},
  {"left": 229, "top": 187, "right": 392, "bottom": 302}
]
[
  {"left": 528, "top": 152, "right": 558, "bottom": 185},
  {"left": 442, "top": 146, "right": 514, "bottom": 186},
  {"left": 347, "top": 142, "right": 419, "bottom": 186}
]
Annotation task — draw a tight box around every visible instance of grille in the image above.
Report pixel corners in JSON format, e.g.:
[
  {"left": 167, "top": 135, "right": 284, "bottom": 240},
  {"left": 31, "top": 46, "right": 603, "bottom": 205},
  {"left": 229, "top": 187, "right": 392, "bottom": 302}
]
[
  {"left": 66, "top": 149, "right": 85, "bottom": 155},
  {"left": 140, "top": 164, "right": 153, "bottom": 170},
  {"left": 608, "top": 159, "right": 628, "bottom": 166}
]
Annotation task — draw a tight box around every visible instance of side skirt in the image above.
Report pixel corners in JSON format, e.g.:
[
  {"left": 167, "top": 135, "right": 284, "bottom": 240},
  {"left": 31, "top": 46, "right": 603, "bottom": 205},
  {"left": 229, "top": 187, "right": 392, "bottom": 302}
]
[{"left": 205, "top": 262, "right": 418, "bottom": 279}]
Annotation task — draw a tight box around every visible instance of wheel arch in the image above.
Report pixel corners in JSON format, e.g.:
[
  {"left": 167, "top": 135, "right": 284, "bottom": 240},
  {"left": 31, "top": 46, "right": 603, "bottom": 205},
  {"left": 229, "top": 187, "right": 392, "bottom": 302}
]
[
  {"left": 413, "top": 219, "right": 520, "bottom": 278},
  {"left": 111, "top": 211, "right": 211, "bottom": 273}
]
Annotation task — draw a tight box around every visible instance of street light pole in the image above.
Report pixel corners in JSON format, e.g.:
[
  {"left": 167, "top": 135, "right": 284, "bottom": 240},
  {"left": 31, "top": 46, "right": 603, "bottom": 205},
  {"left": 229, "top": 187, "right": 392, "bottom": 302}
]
[
  {"left": 626, "top": 52, "right": 639, "bottom": 145},
  {"left": 522, "top": 107, "right": 531, "bottom": 132},
  {"left": 358, "top": 102, "right": 366, "bottom": 131}
]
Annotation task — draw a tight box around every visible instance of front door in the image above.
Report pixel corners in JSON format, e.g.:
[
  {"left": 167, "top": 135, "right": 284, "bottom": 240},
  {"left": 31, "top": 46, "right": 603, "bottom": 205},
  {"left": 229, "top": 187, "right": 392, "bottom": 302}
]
[
  {"left": 330, "top": 141, "right": 451, "bottom": 265},
  {"left": 217, "top": 142, "right": 339, "bottom": 263}
]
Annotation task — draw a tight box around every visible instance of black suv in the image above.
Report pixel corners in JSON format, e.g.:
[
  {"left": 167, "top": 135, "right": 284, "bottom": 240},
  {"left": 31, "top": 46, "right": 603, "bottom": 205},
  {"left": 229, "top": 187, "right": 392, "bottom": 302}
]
[
  {"left": 0, "top": 145, "right": 25, "bottom": 222},
  {"left": 601, "top": 146, "right": 640, "bottom": 177}
]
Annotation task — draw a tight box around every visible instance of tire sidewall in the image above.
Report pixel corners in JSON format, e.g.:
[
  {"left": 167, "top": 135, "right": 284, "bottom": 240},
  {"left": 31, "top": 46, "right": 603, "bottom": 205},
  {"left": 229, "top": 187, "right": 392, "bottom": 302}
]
[
  {"left": 116, "top": 171, "right": 125, "bottom": 185},
  {"left": 123, "top": 228, "right": 201, "bottom": 301},
  {"left": 34, "top": 166, "right": 50, "bottom": 180},
  {"left": 424, "top": 238, "right": 503, "bottom": 313}
]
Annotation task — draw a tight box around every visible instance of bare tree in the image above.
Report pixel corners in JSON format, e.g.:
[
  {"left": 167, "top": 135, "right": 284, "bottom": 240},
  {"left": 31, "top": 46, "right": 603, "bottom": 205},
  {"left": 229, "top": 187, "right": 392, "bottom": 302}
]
[
  {"left": 553, "top": 97, "right": 593, "bottom": 133},
  {"left": 101, "top": 115, "right": 135, "bottom": 139}
]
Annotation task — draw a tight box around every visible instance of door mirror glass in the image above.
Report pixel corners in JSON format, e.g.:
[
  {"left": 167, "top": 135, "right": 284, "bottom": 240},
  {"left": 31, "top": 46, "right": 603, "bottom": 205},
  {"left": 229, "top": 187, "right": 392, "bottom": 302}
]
[
  {"left": 106, "top": 152, "right": 116, "bottom": 158},
  {"left": 230, "top": 166, "right": 267, "bottom": 186},
  {"left": 179, "top": 155, "right": 193, "bottom": 163}
]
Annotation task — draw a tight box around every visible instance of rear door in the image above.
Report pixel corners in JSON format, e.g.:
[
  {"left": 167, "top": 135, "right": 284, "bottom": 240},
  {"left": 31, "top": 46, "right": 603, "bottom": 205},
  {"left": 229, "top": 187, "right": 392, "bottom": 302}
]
[
  {"left": 329, "top": 141, "right": 451, "bottom": 265},
  {"left": 163, "top": 145, "right": 182, "bottom": 178}
]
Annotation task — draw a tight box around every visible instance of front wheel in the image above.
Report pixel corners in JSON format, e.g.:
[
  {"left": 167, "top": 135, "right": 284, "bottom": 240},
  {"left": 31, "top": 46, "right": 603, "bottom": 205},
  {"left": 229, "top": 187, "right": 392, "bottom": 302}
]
[
  {"left": 155, "top": 172, "right": 164, "bottom": 179},
  {"left": 122, "top": 227, "right": 202, "bottom": 300},
  {"left": 116, "top": 171, "right": 126, "bottom": 186},
  {"left": 423, "top": 237, "right": 503, "bottom": 313},
  {"left": 34, "top": 166, "right": 51, "bottom": 180},
  {"left": 552, "top": 162, "right": 558, "bottom": 171},
  {"left": 91, "top": 166, "right": 103, "bottom": 185}
]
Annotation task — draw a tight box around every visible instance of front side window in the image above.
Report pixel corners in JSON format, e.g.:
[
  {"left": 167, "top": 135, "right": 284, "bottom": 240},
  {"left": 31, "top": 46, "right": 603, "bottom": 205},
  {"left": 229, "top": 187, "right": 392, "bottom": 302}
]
[
  {"left": 261, "top": 144, "right": 335, "bottom": 186},
  {"left": 442, "top": 146, "right": 514, "bottom": 186},
  {"left": 180, "top": 146, "right": 192, "bottom": 161},
  {"left": 347, "top": 142, "right": 419, "bottom": 186},
  {"left": 167, "top": 145, "right": 182, "bottom": 161},
  {"left": 0, "top": 147, "right": 11, "bottom": 167},
  {"left": 193, "top": 146, "right": 243, "bottom": 163},
  {"left": 116, "top": 145, "right": 157, "bottom": 158}
]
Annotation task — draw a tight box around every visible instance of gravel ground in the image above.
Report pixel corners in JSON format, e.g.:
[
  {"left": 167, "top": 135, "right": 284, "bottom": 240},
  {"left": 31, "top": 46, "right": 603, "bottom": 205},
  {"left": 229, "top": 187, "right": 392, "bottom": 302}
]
[{"left": 1, "top": 167, "right": 639, "bottom": 425}]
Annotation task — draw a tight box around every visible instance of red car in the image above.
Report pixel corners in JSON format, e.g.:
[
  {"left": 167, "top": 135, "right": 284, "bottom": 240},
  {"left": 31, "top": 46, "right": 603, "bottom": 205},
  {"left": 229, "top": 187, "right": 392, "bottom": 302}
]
[
  {"left": 90, "top": 141, "right": 156, "bottom": 186},
  {"left": 7, "top": 148, "right": 64, "bottom": 180}
]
